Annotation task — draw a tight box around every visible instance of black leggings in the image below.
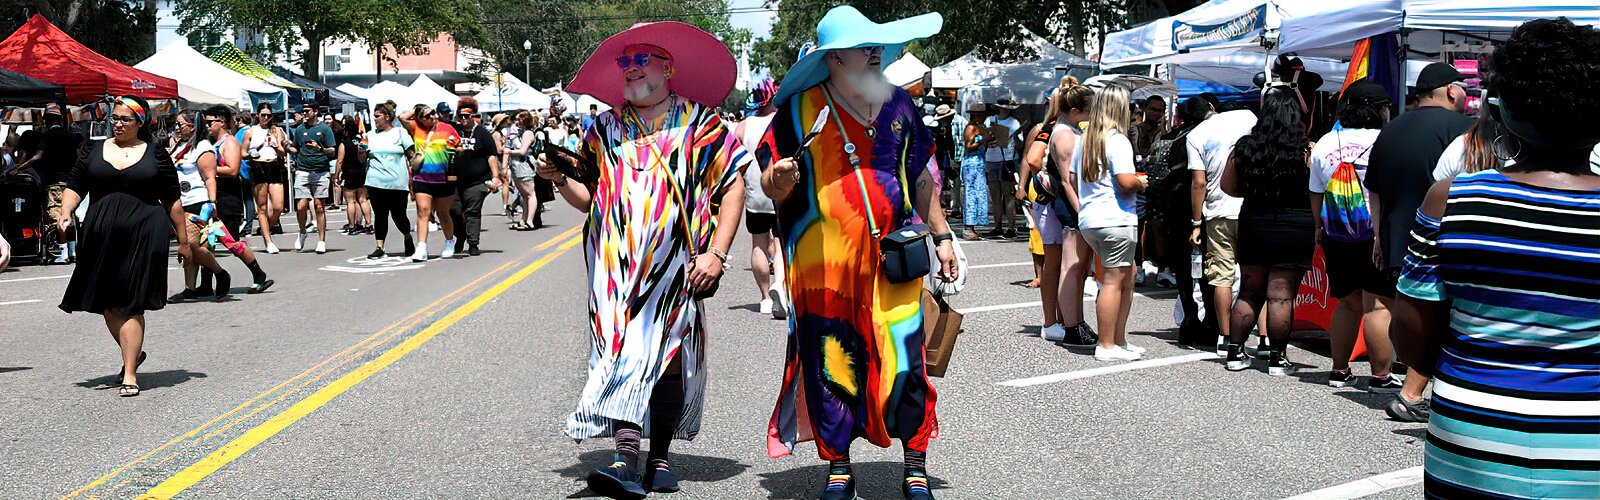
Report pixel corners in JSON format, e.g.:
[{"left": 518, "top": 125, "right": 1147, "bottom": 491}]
[{"left": 368, "top": 188, "right": 412, "bottom": 243}]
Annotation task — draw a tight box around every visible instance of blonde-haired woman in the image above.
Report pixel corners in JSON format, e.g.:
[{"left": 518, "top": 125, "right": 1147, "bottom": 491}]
[
  {"left": 1070, "top": 86, "right": 1149, "bottom": 361},
  {"left": 504, "top": 111, "right": 544, "bottom": 230}
]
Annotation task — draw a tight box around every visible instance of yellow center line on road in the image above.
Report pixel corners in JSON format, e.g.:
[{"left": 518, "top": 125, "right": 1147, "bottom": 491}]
[
  {"left": 64, "top": 224, "right": 584, "bottom": 499},
  {"left": 138, "top": 234, "right": 581, "bottom": 498}
]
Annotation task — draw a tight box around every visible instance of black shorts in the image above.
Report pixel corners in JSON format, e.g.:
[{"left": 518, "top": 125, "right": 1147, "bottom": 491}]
[
  {"left": 1237, "top": 209, "right": 1315, "bottom": 270},
  {"left": 1322, "top": 238, "right": 1390, "bottom": 299},
  {"left": 745, "top": 211, "right": 776, "bottom": 234},
  {"left": 413, "top": 181, "right": 455, "bottom": 198},
  {"left": 249, "top": 160, "right": 287, "bottom": 185}
]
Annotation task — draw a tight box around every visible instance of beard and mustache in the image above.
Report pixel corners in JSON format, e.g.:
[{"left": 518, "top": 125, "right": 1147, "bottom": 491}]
[
  {"left": 623, "top": 76, "right": 665, "bottom": 105},
  {"left": 836, "top": 65, "right": 893, "bottom": 105}
]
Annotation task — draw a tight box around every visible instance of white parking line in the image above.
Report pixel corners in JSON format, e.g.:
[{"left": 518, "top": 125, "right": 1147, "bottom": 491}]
[
  {"left": 0, "top": 266, "right": 180, "bottom": 284},
  {"left": 1282, "top": 466, "right": 1424, "bottom": 500},
  {"left": 998, "top": 352, "right": 1220, "bottom": 387},
  {"left": 956, "top": 301, "right": 1042, "bottom": 314},
  {"left": 968, "top": 262, "right": 1032, "bottom": 270},
  {"left": 0, "top": 299, "right": 43, "bottom": 306}
]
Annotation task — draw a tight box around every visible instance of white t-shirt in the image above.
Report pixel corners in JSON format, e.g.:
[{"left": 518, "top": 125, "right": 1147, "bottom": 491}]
[
  {"left": 983, "top": 115, "right": 1021, "bottom": 162},
  {"left": 740, "top": 113, "right": 776, "bottom": 214},
  {"left": 1308, "top": 127, "right": 1381, "bottom": 196},
  {"left": 1072, "top": 130, "right": 1138, "bottom": 229},
  {"left": 1186, "top": 110, "right": 1255, "bottom": 220},
  {"left": 1434, "top": 137, "right": 1600, "bottom": 181},
  {"left": 246, "top": 125, "right": 280, "bottom": 162}
]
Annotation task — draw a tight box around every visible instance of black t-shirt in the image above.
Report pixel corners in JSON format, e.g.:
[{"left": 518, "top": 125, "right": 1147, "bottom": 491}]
[
  {"left": 450, "top": 122, "right": 497, "bottom": 185},
  {"left": 1366, "top": 106, "right": 1472, "bottom": 268},
  {"left": 39, "top": 125, "right": 83, "bottom": 186}
]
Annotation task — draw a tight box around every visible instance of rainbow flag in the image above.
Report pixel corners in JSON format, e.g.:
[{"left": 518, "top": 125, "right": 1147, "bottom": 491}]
[{"left": 1338, "top": 33, "right": 1402, "bottom": 106}]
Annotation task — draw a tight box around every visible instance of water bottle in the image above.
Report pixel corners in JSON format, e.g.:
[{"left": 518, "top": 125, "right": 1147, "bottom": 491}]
[{"left": 1190, "top": 249, "right": 1203, "bottom": 280}]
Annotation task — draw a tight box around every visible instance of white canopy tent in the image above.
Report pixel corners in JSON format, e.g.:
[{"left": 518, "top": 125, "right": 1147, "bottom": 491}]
[
  {"left": 335, "top": 83, "right": 370, "bottom": 100},
  {"left": 573, "top": 94, "right": 610, "bottom": 115},
  {"left": 883, "top": 53, "right": 930, "bottom": 88},
  {"left": 1402, "top": 0, "right": 1599, "bottom": 31},
  {"left": 943, "top": 31, "right": 1096, "bottom": 111},
  {"left": 176, "top": 83, "right": 236, "bottom": 110},
  {"left": 135, "top": 41, "right": 287, "bottom": 110},
  {"left": 472, "top": 74, "right": 552, "bottom": 113},
  {"left": 361, "top": 80, "right": 427, "bottom": 111},
  {"left": 408, "top": 74, "right": 459, "bottom": 110}
]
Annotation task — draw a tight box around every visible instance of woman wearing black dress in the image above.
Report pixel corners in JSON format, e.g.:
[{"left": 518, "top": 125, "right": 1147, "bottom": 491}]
[{"left": 55, "top": 96, "right": 191, "bottom": 397}]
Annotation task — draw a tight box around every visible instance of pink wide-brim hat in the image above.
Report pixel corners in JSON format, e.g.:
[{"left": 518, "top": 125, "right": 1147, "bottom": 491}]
[{"left": 568, "top": 22, "right": 737, "bottom": 110}]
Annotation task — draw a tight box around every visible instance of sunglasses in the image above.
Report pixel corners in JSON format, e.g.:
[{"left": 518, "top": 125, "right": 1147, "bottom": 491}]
[
  {"left": 856, "top": 46, "right": 884, "bottom": 57},
  {"left": 109, "top": 115, "right": 138, "bottom": 124},
  {"left": 615, "top": 52, "right": 668, "bottom": 70},
  {"left": 204, "top": 119, "right": 225, "bottom": 125},
  {"left": 458, "top": 111, "right": 475, "bottom": 118}
]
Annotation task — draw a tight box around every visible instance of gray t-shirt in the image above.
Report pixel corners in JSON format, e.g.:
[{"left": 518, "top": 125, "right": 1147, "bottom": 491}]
[{"left": 292, "top": 122, "right": 336, "bottom": 172}]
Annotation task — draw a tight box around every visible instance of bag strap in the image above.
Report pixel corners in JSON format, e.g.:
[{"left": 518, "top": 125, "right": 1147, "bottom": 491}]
[
  {"left": 821, "top": 87, "right": 914, "bottom": 239},
  {"left": 632, "top": 110, "right": 702, "bottom": 256}
]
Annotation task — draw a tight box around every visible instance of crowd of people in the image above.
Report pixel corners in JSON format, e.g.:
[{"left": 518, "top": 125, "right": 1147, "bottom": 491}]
[{"left": 1, "top": 7, "right": 1594, "bottom": 500}]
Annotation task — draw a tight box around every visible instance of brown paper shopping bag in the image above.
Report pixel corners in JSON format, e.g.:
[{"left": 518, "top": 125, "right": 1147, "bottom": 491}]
[{"left": 922, "top": 288, "right": 963, "bottom": 378}]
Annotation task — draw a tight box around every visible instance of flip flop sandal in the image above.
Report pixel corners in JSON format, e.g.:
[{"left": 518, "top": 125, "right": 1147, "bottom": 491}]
[
  {"left": 113, "top": 351, "right": 147, "bottom": 381},
  {"left": 118, "top": 384, "right": 140, "bottom": 397}
]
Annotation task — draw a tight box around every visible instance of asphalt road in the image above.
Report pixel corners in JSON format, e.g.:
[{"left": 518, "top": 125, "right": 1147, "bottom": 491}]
[{"left": 0, "top": 199, "right": 1427, "bottom": 499}]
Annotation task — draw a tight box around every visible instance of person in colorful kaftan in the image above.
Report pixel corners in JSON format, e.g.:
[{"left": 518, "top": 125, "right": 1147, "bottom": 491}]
[
  {"left": 543, "top": 21, "right": 749, "bottom": 500},
  {"left": 759, "top": 7, "right": 958, "bottom": 500}
]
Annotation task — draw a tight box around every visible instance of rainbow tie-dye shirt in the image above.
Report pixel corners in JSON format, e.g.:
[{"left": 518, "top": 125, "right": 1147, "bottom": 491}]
[{"left": 410, "top": 123, "right": 460, "bottom": 184}]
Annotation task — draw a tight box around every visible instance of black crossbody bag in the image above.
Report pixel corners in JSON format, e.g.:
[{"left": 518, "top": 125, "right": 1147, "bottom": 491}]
[{"left": 821, "top": 89, "right": 930, "bottom": 284}]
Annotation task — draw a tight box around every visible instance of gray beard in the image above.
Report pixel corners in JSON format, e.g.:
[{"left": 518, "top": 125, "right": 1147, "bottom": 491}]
[
  {"left": 839, "top": 68, "right": 893, "bottom": 105},
  {"left": 623, "top": 80, "right": 661, "bottom": 105}
]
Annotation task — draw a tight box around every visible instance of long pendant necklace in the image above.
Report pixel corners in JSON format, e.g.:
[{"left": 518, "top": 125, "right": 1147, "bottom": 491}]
[
  {"left": 826, "top": 82, "right": 879, "bottom": 139},
  {"left": 625, "top": 95, "right": 678, "bottom": 171}
]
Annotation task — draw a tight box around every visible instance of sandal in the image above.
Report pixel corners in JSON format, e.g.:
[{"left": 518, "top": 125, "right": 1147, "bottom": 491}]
[{"left": 118, "top": 383, "right": 140, "bottom": 397}]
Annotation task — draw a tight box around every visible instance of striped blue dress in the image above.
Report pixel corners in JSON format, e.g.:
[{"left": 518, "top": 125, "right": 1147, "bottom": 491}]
[{"left": 1397, "top": 170, "right": 1600, "bottom": 500}]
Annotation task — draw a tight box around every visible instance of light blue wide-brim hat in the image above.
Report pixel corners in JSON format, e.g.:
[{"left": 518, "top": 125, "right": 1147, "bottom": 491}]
[{"left": 772, "top": 6, "right": 943, "bottom": 104}]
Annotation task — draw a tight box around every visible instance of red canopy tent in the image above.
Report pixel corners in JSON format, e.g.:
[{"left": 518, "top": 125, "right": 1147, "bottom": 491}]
[{"left": 0, "top": 14, "right": 177, "bottom": 104}]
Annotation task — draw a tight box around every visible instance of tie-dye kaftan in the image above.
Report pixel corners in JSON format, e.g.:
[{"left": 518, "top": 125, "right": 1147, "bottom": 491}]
[
  {"left": 759, "top": 85, "right": 939, "bottom": 460},
  {"left": 566, "top": 99, "right": 749, "bottom": 441}
]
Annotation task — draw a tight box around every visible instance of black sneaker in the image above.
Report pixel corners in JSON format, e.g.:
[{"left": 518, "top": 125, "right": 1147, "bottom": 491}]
[
  {"left": 167, "top": 289, "right": 199, "bottom": 304},
  {"left": 368, "top": 248, "right": 386, "bottom": 259},
  {"left": 1252, "top": 338, "right": 1273, "bottom": 360},
  {"left": 1328, "top": 370, "right": 1356, "bottom": 388},
  {"left": 1386, "top": 394, "right": 1431, "bottom": 422},
  {"left": 903, "top": 471, "right": 935, "bottom": 500},
  {"left": 819, "top": 467, "right": 856, "bottom": 500},
  {"left": 1224, "top": 343, "right": 1252, "bottom": 371},
  {"left": 1060, "top": 322, "right": 1098, "bottom": 347},
  {"left": 1267, "top": 350, "right": 1296, "bottom": 376},
  {"left": 642, "top": 459, "right": 678, "bottom": 493},
  {"left": 211, "top": 272, "right": 231, "bottom": 300},
  {"left": 468, "top": 243, "right": 481, "bottom": 257},
  {"left": 586, "top": 459, "right": 647, "bottom": 500},
  {"left": 1003, "top": 228, "right": 1019, "bottom": 239},
  {"left": 1367, "top": 375, "right": 1404, "bottom": 394}
]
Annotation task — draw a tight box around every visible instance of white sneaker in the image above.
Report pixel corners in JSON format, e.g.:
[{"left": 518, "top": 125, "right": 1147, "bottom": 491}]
[
  {"left": 306, "top": 221, "right": 317, "bottom": 232},
  {"left": 265, "top": 242, "right": 280, "bottom": 254},
  {"left": 315, "top": 240, "right": 327, "bottom": 254},
  {"left": 294, "top": 232, "right": 307, "bottom": 251},
  {"left": 1141, "top": 260, "right": 1159, "bottom": 279},
  {"left": 1095, "top": 346, "right": 1142, "bottom": 361},
  {"left": 1155, "top": 269, "right": 1177, "bottom": 288},
  {"left": 1119, "top": 343, "right": 1147, "bottom": 355},
  {"left": 440, "top": 239, "right": 456, "bottom": 259},
  {"left": 429, "top": 222, "right": 440, "bottom": 233},
  {"left": 410, "top": 248, "right": 429, "bottom": 262},
  {"left": 768, "top": 286, "right": 789, "bottom": 320},
  {"left": 1041, "top": 324, "right": 1068, "bottom": 342},
  {"left": 759, "top": 299, "right": 774, "bottom": 315},
  {"left": 1084, "top": 278, "right": 1099, "bottom": 297}
]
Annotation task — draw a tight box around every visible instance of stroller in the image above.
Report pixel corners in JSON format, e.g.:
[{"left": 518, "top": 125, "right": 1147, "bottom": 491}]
[{"left": 0, "top": 173, "right": 54, "bottom": 264}]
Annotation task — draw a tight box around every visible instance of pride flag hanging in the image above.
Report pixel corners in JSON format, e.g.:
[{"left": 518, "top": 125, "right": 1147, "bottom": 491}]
[{"left": 1337, "top": 33, "right": 1403, "bottom": 107}]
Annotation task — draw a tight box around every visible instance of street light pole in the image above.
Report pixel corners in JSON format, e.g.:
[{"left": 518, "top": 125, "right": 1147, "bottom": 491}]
[{"left": 523, "top": 39, "right": 532, "bottom": 85}]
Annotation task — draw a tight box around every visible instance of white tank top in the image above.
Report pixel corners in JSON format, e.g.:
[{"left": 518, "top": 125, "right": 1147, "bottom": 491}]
[
  {"left": 739, "top": 113, "right": 776, "bottom": 214},
  {"left": 247, "top": 126, "right": 279, "bottom": 161},
  {"left": 174, "top": 139, "right": 213, "bottom": 206}
]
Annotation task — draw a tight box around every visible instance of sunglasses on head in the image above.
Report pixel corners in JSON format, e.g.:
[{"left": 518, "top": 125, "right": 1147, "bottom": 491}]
[{"left": 615, "top": 52, "right": 667, "bottom": 70}]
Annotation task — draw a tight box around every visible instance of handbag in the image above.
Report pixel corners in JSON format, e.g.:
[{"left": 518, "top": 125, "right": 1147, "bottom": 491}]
[
  {"left": 407, "top": 128, "right": 432, "bottom": 173},
  {"left": 823, "top": 88, "right": 931, "bottom": 284},
  {"left": 921, "top": 288, "right": 964, "bottom": 377}
]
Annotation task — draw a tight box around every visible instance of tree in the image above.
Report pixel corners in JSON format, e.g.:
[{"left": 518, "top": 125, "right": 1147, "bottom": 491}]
[
  {"left": 0, "top": 0, "right": 158, "bottom": 64},
  {"left": 752, "top": 0, "right": 1204, "bottom": 79}
]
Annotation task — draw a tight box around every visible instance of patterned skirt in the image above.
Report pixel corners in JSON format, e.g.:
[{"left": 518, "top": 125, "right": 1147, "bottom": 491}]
[{"left": 960, "top": 153, "right": 989, "bottom": 227}]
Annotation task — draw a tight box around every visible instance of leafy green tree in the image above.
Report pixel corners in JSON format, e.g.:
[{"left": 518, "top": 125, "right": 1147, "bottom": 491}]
[{"left": 0, "top": 0, "right": 158, "bottom": 64}]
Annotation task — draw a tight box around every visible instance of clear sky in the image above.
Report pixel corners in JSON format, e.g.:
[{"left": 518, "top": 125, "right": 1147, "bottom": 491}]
[{"left": 728, "top": 0, "right": 778, "bottom": 40}]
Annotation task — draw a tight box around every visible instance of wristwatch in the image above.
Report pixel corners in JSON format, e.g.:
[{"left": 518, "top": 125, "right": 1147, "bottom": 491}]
[
  {"left": 1191, "top": 218, "right": 1204, "bottom": 228},
  {"left": 932, "top": 232, "right": 954, "bottom": 244}
]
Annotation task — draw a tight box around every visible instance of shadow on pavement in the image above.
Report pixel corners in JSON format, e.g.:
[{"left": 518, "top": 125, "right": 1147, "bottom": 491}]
[
  {"left": 758, "top": 461, "right": 947, "bottom": 500},
  {"left": 74, "top": 369, "right": 208, "bottom": 391},
  {"left": 554, "top": 449, "right": 751, "bottom": 498},
  {"left": 1392, "top": 427, "right": 1428, "bottom": 442},
  {"left": 0, "top": 366, "right": 32, "bottom": 374}
]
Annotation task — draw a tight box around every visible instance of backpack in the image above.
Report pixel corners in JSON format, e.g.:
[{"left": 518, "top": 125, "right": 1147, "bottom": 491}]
[
  {"left": 1138, "top": 128, "right": 1189, "bottom": 182},
  {"left": 1320, "top": 150, "right": 1374, "bottom": 242}
]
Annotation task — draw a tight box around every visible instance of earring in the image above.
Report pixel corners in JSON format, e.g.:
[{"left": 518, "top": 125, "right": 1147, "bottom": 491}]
[{"left": 1492, "top": 133, "right": 1523, "bottom": 162}]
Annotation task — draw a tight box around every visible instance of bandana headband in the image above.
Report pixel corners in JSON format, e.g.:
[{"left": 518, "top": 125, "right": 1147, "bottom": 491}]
[{"left": 118, "top": 96, "right": 147, "bottom": 124}]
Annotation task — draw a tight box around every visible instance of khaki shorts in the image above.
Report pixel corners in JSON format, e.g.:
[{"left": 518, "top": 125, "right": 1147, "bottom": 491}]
[
  {"left": 1204, "top": 218, "right": 1239, "bottom": 286},
  {"left": 1081, "top": 225, "right": 1138, "bottom": 268}
]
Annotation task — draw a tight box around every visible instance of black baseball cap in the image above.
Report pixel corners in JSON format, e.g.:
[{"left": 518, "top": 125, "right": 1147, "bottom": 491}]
[
  {"left": 1415, "top": 63, "right": 1466, "bottom": 95},
  {"left": 1341, "top": 80, "right": 1390, "bottom": 105}
]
